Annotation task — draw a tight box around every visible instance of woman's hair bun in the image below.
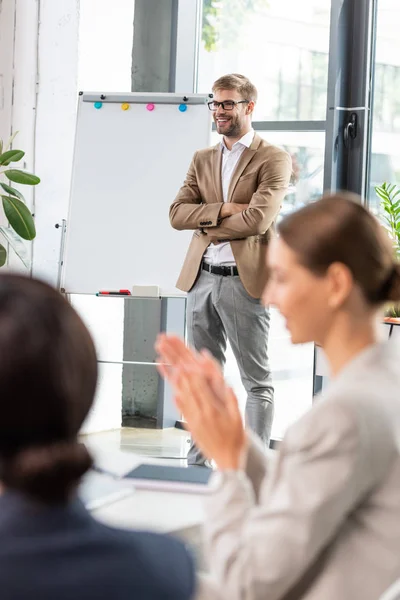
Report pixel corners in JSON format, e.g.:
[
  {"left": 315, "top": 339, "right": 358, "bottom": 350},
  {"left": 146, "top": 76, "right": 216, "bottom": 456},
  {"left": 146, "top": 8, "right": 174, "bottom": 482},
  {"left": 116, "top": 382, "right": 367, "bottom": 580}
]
[
  {"left": 0, "top": 441, "right": 93, "bottom": 504},
  {"left": 381, "top": 263, "right": 400, "bottom": 303}
]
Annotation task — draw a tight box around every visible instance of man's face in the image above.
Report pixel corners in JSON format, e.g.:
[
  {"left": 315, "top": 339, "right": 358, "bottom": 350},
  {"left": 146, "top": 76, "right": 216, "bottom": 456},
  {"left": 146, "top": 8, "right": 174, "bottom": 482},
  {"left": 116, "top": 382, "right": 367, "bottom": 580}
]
[{"left": 212, "top": 88, "right": 252, "bottom": 138}]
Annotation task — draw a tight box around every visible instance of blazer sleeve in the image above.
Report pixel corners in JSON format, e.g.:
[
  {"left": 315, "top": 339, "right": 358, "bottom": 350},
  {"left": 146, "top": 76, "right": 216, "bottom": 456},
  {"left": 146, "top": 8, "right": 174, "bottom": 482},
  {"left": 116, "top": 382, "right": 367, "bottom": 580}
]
[
  {"left": 205, "top": 150, "right": 292, "bottom": 240},
  {"left": 203, "top": 401, "right": 378, "bottom": 600},
  {"left": 169, "top": 152, "right": 223, "bottom": 230}
]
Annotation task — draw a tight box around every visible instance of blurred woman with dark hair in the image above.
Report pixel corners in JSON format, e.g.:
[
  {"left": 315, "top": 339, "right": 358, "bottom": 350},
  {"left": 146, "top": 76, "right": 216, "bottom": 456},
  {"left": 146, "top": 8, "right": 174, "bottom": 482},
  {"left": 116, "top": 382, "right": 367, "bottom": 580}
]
[
  {"left": 157, "top": 193, "right": 400, "bottom": 600},
  {"left": 0, "top": 274, "right": 195, "bottom": 600}
]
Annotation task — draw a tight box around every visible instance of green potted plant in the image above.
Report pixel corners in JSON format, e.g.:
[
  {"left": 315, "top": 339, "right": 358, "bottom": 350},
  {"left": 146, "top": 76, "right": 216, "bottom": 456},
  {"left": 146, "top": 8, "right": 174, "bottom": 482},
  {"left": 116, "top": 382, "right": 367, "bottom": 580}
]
[
  {"left": 375, "top": 182, "right": 400, "bottom": 322},
  {"left": 0, "top": 132, "right": 39, "bottom": 268}
]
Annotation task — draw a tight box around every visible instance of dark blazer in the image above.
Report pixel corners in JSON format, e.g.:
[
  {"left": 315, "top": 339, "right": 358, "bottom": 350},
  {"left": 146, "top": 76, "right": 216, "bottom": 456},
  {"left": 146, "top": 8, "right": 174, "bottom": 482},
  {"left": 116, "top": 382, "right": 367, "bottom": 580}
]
[{"left": 0, "top": 491, "right": 195, "bottom": 600}]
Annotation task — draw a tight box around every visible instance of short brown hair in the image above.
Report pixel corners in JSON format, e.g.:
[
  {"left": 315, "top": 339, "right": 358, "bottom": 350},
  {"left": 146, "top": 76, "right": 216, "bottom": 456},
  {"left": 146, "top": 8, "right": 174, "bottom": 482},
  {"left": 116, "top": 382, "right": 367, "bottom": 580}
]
[
  {"left": 212, "top": 73, "right": 258, "bottom": 103},
  {"left": 278, "top": 193, "right": 400, "bottom": 305}
]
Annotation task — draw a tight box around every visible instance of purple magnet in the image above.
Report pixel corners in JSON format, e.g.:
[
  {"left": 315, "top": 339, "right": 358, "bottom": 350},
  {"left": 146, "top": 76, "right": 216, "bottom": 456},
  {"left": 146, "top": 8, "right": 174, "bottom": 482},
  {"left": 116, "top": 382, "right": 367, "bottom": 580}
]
[{"left": 146, "top": 103, "right": 155, "bottom": 112}]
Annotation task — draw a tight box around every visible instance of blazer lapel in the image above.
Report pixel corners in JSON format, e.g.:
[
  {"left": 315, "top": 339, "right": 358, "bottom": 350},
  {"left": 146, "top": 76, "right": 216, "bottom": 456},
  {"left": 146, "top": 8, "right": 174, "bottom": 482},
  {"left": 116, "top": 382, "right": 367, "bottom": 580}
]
[
  {"left": 212, "top": 145, "right": 223, "bottom": 204},
  {"left": 227, "top": 133, "right": 261, "bottom": 203}
]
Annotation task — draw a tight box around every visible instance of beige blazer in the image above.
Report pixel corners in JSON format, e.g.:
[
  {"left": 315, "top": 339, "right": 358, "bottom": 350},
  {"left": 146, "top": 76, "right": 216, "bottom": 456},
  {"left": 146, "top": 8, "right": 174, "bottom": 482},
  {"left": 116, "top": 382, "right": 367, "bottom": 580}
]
[
  {"left": 170, "top": 135, "right": 292, "bottom": 298},
  {"left": 198, "top": 339, "right": 400, "bottom": 600}
]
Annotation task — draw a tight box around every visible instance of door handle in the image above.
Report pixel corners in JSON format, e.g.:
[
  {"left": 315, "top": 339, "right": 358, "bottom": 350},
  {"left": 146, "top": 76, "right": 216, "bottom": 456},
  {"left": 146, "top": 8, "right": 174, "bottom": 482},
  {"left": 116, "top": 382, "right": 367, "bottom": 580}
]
[{"left": 343, "top": 112, "right": 358, "bottom": 148}]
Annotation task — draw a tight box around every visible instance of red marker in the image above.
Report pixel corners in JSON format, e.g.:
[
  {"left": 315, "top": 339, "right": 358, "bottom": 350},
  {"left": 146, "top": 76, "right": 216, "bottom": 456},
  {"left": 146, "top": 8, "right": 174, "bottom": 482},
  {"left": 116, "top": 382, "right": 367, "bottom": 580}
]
[{"left": 96, "top": 289, "right": 131, "bottom": 296}]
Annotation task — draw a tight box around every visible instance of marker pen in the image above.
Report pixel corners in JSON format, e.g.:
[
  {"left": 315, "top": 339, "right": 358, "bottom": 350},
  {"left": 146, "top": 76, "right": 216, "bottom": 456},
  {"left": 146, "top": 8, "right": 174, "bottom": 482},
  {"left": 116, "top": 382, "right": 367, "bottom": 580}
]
[{"left": 96, "top": 290, "right": 131, "bottom": 296}]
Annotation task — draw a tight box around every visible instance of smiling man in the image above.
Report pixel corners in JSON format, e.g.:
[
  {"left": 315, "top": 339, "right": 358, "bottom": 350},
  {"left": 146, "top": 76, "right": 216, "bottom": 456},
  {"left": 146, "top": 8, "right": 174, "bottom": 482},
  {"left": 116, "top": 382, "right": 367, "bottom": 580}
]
[{"left": 170, "top": 74, "right": 292, "bottom": 466}]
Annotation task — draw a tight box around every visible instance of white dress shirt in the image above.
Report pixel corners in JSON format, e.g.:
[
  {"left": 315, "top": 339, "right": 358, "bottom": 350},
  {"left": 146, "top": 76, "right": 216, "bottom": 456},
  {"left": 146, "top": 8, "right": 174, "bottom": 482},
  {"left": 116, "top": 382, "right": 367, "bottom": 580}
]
[{"left": 203, "top": 128, "right": 255, "bottom": 266}]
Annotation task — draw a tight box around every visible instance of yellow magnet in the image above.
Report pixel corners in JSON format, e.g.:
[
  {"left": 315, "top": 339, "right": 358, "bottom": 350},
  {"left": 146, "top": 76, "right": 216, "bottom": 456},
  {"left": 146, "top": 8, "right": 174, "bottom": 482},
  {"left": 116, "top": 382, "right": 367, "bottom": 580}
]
[{"left": 121, "top": 103, "right": 130, "bottom": 111}]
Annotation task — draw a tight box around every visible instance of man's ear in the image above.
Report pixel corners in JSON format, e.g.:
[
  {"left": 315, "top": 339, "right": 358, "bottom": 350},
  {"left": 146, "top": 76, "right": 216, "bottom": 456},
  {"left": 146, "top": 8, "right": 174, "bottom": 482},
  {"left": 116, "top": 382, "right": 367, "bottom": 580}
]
[{"left": 246, "top": 100, "right": 255, "bottom": 115}]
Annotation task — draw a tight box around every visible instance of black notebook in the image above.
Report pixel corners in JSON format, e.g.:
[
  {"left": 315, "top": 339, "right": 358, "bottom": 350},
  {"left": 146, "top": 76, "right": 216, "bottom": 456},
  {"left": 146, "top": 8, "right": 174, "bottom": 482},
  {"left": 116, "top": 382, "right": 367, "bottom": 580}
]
[{"left": 124, "top": 463, "right": 213, "bottom": 494}]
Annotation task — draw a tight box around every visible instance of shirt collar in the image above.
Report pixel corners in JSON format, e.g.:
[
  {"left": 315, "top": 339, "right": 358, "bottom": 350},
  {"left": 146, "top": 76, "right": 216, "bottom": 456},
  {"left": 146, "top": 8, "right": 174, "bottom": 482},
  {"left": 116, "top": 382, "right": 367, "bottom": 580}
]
[{"left": 220, "top": 128, "right": 255, "bottom": 152}]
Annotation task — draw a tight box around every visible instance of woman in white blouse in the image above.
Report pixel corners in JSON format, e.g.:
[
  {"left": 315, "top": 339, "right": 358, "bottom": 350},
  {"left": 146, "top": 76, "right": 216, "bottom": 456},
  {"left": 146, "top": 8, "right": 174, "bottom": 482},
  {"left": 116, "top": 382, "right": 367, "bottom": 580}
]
[{"left": 156, "top": 193, "right": 400, "bottom": 600}]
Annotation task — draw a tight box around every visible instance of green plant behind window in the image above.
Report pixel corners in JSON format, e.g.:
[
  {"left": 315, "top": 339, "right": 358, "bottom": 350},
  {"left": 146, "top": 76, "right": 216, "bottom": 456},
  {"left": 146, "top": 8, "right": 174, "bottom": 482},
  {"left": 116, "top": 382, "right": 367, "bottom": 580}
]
[
  {"left": 0, "top": 132, "right": 39, "bottom": 268},
  {"left": 375, "top": 182, "right": 400, "bottom": 318},
  {"left": 202, "top": 0, "right": 270, "bottom": 52}
]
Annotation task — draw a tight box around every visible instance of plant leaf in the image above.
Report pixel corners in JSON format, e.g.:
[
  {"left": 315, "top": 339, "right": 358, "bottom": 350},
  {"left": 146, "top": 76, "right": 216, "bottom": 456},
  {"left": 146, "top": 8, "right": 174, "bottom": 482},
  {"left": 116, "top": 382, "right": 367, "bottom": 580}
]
[
  {"left": 0, "top": 149, "right": 25, "bottom": 166},
  {"left": 0, "top": 182, "right": 24, "bottom": 201},
  {"left": 0, "top": 139, "right": 3, "bottom": 155},
  {"left": 3, "top": 169, "right": 40, "bottom": 185},
  {"left": 0, "top": 227, "right": 30, "bottom": 269},
  {"left": 3, "top": 131, "right": 19, "bottom": 152},
  {"left": 0, "top": 243, "right": 6, "bottom": 267},
  {"left": 375, "top": 189, "right": 389, "bottom": 202},
  {"left": 1, "top": 196, "right": 36, "bottom": 240}
]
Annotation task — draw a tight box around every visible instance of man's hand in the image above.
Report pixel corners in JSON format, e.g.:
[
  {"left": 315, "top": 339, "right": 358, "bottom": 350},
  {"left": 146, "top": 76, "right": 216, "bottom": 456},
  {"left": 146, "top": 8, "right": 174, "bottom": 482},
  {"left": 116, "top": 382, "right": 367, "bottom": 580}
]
[
  {"left": 205, "top": 203, "right": 249, "bottom": 243},
  {"left": 219, "top": 203, "right": 249, "bottom": 219}
]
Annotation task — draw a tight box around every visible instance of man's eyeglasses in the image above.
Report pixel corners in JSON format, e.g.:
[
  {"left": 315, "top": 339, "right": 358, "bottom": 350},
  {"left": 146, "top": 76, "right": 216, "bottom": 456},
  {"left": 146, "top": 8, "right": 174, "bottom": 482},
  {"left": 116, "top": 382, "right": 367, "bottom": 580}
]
[{"left": 207, "top": 100, "right": 249, "bottom": 112}]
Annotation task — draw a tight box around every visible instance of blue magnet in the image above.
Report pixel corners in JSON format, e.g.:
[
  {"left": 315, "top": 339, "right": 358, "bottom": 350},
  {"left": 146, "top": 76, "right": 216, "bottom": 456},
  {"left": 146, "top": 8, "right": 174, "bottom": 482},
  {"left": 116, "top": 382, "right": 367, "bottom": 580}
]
[
  {"left": 178, "top": 104, "right": 188, "bottom": 112},
  {"left": 94, "top": 102, "right": 103, "bottom": 109}
]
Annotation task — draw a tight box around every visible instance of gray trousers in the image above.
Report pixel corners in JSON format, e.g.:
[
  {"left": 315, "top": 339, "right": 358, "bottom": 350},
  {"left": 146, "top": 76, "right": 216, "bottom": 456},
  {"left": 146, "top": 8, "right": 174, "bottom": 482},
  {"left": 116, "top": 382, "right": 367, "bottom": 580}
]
[{"left": 186, "top": 269, "right": 274, "bottom": 466}]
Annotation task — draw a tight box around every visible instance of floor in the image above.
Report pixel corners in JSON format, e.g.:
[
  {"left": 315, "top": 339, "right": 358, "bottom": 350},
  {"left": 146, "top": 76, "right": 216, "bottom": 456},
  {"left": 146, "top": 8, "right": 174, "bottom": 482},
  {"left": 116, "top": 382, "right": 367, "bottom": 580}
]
[{"left": 82, "top": 426, "right": 190, "bottom": 472}]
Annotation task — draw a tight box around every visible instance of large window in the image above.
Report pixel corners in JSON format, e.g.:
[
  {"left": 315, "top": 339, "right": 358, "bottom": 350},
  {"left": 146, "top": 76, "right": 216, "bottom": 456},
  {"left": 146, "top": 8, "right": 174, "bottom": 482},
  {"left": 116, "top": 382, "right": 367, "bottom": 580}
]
[
  {"left": 210, "top": 127, "right": 324, "bottom": 437},
  {"left": 201, "top": 0, "right": 331, "bottom": 437},
  {"left": 225, "top": 310, "right": 315, "bottom": 440},
  {"left": 197, "top": 0, "right": 331, "bottom": 121},
  {"left": 73, "top": 0, "right": 390, "bottom": 440},
  {"left": 369, "top": 0, "right": 400, "bottom": 214},
  {"left": 258, "top": 131, "right": 325, "bottom": 214},
  {"left": 211, "top": 130, "right": 325, "bottom": 214}
]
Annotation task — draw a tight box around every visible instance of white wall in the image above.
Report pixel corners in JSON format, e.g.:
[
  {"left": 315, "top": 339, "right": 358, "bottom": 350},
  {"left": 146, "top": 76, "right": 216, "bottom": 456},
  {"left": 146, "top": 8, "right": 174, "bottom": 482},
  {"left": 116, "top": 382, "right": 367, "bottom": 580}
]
[
  {"left": 9, "top": 0, "right": 40, "bottom": 271},
  {"left": 78, "top": 0, "right": 134, "bottom": 92},
  {"left": 0, "top": 0, "right": 15, "bottom": 237},
  {"left": 32, "top": 0, "right": 80, "bottom": 285},
  {"left": 0, "top": 0, "right": 40, "bottom": 270},
  {"left": 0, "top": 0, "right": 81, "bottom": 281},
  {"left": 0, "top": 0, "right": 15, "bottom": 143}
]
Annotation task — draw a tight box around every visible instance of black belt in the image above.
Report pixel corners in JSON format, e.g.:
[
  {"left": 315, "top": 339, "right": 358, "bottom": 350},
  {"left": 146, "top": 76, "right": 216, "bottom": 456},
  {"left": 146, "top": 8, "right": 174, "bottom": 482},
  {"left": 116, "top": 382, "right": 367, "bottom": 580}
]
[{"left": 202, "top": 262, "right": 239, "bottom": 277}]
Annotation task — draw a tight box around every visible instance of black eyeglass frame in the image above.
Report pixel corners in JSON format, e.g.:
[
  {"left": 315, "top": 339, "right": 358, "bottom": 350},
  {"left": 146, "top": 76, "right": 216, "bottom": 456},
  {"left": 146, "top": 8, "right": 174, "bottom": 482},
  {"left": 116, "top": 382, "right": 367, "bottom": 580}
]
[{"left": 207, "top": 100, "right": 250, "bottom": 112}]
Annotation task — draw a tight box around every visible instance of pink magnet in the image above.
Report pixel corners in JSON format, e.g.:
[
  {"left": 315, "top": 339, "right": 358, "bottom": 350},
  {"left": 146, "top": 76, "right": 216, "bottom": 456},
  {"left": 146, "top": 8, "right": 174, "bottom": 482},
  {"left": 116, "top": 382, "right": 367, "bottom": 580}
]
[{"left": 146, "top": 103, "right": 155, "bottom": 112}]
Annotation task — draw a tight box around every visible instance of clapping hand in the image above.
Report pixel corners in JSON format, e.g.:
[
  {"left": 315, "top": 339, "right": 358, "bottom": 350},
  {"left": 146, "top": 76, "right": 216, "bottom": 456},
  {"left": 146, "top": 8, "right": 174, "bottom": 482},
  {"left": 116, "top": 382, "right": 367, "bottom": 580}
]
[{"left": 155, "top": 335, "right": 246, "bottom": 470}]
